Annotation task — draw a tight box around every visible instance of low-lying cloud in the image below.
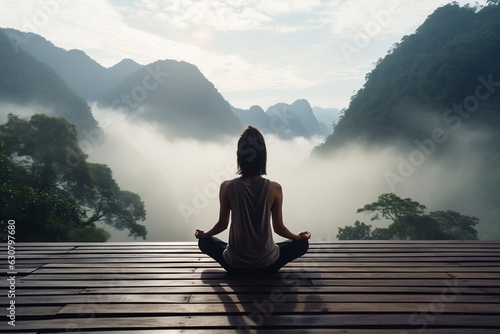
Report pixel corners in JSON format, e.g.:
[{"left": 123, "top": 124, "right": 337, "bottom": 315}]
[
  {"left": 87, "top": 106, "right": 495, "bottom": 242},
  {"left": 2, "top": 103, "right": 495, "bottom": 241}
]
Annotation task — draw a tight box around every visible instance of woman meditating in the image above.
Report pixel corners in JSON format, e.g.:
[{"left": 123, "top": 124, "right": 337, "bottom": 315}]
[{"left": 195, "top": 126, "right": 310, "bottom": 275}]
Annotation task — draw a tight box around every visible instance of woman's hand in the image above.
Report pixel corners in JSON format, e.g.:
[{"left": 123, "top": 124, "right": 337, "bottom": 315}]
[
  {"left": 194, "top": 229, "right": 206, "bottom": 239},
  {"left": 297, "top": 231, "right": 311, "bottom": 240}
]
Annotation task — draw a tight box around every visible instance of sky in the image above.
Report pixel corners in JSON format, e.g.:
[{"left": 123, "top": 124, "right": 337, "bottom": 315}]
[{"left": 0, "top": 0, "right": 488, "bottom": 111}]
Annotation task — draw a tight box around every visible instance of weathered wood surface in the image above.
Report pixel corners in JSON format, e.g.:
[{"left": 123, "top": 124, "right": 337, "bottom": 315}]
[{"left": 0, "top": 241, "right": 499, "bottom": 333}]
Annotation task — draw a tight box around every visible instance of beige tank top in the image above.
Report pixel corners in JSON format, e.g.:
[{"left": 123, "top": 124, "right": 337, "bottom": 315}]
[{"left": 223, "top": 178, "right": 279, "bottom": 268}]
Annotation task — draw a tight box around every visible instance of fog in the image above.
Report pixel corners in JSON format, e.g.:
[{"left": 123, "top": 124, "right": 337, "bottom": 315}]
[
  {"left": 86, "top": 106, "right": 491, "bottom": 242},
  {"left": 1, "top": 103, "right": 493, "bottom": 241},
  {"left": 0, "top": 102, "right": 55, "bottom": 123}
]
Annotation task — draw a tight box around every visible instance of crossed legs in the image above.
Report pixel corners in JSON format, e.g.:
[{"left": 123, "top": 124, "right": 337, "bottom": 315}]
[{"left": 198, "top": 237, "right": 309, "bottom": 275}]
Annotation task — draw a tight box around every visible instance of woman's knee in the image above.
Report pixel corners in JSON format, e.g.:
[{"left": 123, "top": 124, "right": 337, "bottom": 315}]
[
  {"left": 298, "top": 239, "right": 309, "bottom": 255},
  {"left": 198, "top": 237, "right": 211, "bottom": 253}
]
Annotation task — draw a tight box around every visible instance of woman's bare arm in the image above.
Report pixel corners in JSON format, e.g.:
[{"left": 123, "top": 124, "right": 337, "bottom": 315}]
[
  {"left": 270, "top": 181, "right": 311, "bottom": 241},
  {"left": 195, "top": 180, "right": 231, "bottom": 238}
]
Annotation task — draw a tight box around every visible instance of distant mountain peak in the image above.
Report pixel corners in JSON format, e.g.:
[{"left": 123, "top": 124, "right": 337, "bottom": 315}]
[{"left": 3, "top": 28, "right": 142, "bottom": 101}]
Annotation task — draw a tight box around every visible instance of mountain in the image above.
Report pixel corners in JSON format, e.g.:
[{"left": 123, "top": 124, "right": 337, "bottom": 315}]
[
  {"left": 312, "top": 3, "right": 500, "bottom": 239},
  {"left": 98, "top": 59, "right": 242, "bottom": 140},
  {"left": 314, "top": 3, "right": 500, "bottom": 154},
  {"left": 3, "top": 28, "right": 142, "bottom": 101},
  {"left": 4, "top": 28, "right": 241, "bottom": 141},
  {"left": 0, "top": 29, "right": 98, "bottom": 135},
  {"left": 312, "top": 106, "right": 341, "bottom": 135},
  {"left": 267, "top": 99, "right": 327, "bottom": 137},
  {"left": 233, "top": 99, "right": 330, "bottom": 139},
  {"left": 232, "top": 105, "right": 270, "bottom": 131},
  {"left": 3, "top": 28, "right": 337, "bottom": 141}
]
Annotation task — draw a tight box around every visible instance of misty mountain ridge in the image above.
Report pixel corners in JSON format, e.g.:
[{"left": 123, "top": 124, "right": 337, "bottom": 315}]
[
  {"left": 4, "top": 28, "right": 142, "bottom": 101},
  {"left": 98, "top": 59, "right": 243, "bottom": 140},
  {"left": 313, "top": 106, "right": 342, "bottom": 134},
  {"left": 3, "top": 27, "right": 334, "bottom": 141},
  {"left": 233, "top": 99, "right": 337, "bottom": 139},
  {"left": 0, "top": 29, "right": 98, "bottom": 136}
]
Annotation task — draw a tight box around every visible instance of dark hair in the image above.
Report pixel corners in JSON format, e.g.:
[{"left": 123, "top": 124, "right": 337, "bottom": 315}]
[{"left": 237, "top": 126, "right": 267, "bottom": 177}]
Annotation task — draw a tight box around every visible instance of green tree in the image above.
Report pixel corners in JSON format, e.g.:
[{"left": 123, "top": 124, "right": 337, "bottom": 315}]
[
  {"left": 430, "top": 210, "right": 479, "bottom": 239},
  {"left": 82, "top": 163, "right": 147, "bottom": 239},
  {"left": 0, "top": 114, "right": 147, "bottom": 241},
  {"left": 357, "top": 193, "right": 426, "bottom": 223},
  {"left": 0, "top": 113, "right": 90, "bottom": 193},
  {"left": 392, "top": 214, "right": 445, "bottom": 240},
  {"left": 371, "top": 228, "right": 392, "bottom": 240},
  {"left": 337, "top": 220, "right": 372, "bottom": 240},
  {"left": 338, "top": 193, "right": 479, "bottom": 240}
]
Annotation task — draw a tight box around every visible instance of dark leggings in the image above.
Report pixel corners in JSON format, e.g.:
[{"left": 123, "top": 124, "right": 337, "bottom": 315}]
[{"left": 198, "top": 237, "right": 309, "bottom": 275}]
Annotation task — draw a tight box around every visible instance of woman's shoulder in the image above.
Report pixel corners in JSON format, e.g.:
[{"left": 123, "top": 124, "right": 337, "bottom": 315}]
[
  {"left": 267, "top": 180, "right": 282, "bottom": 192},
  {"left": 221, "top": 179, "right": 235, "bottom": 190}
]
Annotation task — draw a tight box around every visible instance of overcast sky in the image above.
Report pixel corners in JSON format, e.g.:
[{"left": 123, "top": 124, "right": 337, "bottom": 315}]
[{"left": 0, "top": 0, "right": 487, "bottom": 110}]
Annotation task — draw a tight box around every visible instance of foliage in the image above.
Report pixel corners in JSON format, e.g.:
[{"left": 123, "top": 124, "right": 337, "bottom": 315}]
[
  {"left": 68, "top": 226, "right": 111, "bottom": 242},
  {"left": 430, "top": 210, "right": 479, "bottom": 239},
  {"left": 337, "top": 221, "right": 372, "bottom": 240},
  {"left": 0, "top": 114, "right": 147, "bottom": 241},
  {"left": 357, "top": 193, "right": 426, "bottom": 222},
  {"left": 337, "top": 193, "right": 479, "bottom": 240}
]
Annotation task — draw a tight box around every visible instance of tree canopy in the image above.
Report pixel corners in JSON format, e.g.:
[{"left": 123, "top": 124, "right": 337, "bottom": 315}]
[
  {"left": 0, "top": 113, "right": 147, "bottom": 241},
  {"left": 337, "top": 193, "right": 479, "bottom": 240}
]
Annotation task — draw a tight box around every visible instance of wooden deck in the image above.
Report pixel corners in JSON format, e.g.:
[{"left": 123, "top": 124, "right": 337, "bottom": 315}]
[{"left": 1, "top": 241, "right": 500, "bottom": 333}]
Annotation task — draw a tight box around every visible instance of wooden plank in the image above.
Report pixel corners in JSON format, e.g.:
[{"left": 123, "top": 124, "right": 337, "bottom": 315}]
[
  {"left": 3, "top": 314, "right": 500, "bottom": 331},
  {"left": 9, "top": 240, "right": 497, "bottom": 247},
  {"left": 7, "top": 278, "right": 313, "bottom": 288},
  {"left": 41, "top": 261, "right": 493, "bottom": 267},
  {"left": 8, "top": 306, "right": 62, "bottom": 316},
  {"left": 60, "top": 247, "right": 500, "bottom": 254},
  {"left": 33, "top": 265, "right": 500, "bottom": 273},
  {"left": 12, "top": 251, "right": 500, "bottom": 259},
  {"left": 22, "top": 271, "right": 482, "bottom": 280},
  {"left": 187, "top": 293, "right": 500, "bottom": 304},
  {"left": 31, "top": 268, "right": 196, "bottom": 274},
  {"left": 13, "top": 288, "right": 84, "bottom": 296},
  {"left": 57, "top": 302, "right": 500, "bottom": 315},
  {"left": 0, "top": 294, "right": 190, "bottom": 305},
  {"left": 0, "top": 268, "right": 39, "bottom": 275},
  {"left": 12, "top": 277, "right": 498, "bottom": 289},
  {"left": 49, "top": 330, "right": 500, "bottom": 334},
  {"left": 13, "top": 279, "right": 500, "bottom": 288},
  {"left": 81, "top": 285, "right": 500, "bottom": 294},
  {"left": 311, "top": 278, "right": 500, "bottom": 287},
  {"left": 2, "top": 293, "right": 497, "bottom": 306}
]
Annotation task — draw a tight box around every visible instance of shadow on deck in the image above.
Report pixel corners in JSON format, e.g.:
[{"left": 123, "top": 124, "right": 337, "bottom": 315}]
[{"left": 1, "top": 241, "right": 500, "bottom": 333}]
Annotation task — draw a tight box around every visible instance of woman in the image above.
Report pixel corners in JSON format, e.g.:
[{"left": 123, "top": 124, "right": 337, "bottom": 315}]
[{"left": 195, "top": 126, "right": 311, "bottom": 275}]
